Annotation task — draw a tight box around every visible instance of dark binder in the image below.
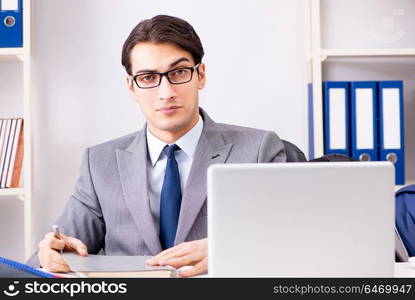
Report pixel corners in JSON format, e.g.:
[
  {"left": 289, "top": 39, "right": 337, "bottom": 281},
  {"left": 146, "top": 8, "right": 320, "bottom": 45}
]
[
  {"left": 350, "top": 81, "right": 378, "bottom": 162},
  {"left": 0, "top": 0, "right": 23, "bottom": 48},
  {"left": 323, "top": 81, "right": 351, "bottom": 157},
  {"left": 378, "top": 81, "right": 405, "bottom": 185}
]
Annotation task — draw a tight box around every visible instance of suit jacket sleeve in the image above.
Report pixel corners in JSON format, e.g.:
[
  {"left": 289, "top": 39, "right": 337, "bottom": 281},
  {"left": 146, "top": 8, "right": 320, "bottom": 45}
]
[
  {"left": 258, "top": 131, "right": 287, "bottom": 163},
  {"left": 26, "top": 148, "right": 106, "bottom": 267}
]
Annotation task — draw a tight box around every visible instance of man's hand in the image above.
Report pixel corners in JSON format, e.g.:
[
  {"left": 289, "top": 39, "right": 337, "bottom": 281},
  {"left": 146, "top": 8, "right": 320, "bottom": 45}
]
[
  {"left": 38, "top": 232, "right": 88, "bottom": 273},
  {"left": 146, "top": 238, "right": 207, "bottom": 277}
]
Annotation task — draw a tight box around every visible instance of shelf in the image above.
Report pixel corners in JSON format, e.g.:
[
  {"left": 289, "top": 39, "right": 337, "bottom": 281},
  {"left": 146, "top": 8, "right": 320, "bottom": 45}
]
[
  {"left": 306, "top": 0, "right": 415, "bottom": 159},
  {"left": 320, "top": 48, "right": 415, "bottom": 61},
  {"left": 0, "top": 0, "right": 32, "bottom": 262},
  {"left": 0, "top": 48, "right": 25, "bottom": 62},
  {"left": 0, "top": 188, "right": 25, "bottom": 197}
]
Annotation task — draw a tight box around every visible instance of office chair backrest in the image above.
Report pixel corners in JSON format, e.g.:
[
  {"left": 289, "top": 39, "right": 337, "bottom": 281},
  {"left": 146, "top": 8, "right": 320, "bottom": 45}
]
[
  {"left": 395, "top": 185, "right": 415, "bottom": 257},
  {"left": 309, "top": 153, "right": 357, "bottom": 162},
  {"left": 280, "top": 139, "right": 357, "bottom": 163},
  {"left": 281, "top": 139, "right": 307, "bottom": 162}
]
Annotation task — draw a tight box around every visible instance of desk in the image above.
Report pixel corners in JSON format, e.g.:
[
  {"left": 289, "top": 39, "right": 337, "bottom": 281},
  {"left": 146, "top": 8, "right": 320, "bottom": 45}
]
[
  {"left": 43, "top": 263, "right": 415, "bottom": 277},
  {"left": 201, "top": 263, "right": 415, "bottom": 278},
  {"left": 394, "top": 263, "right": 415, "bottom": 277}
]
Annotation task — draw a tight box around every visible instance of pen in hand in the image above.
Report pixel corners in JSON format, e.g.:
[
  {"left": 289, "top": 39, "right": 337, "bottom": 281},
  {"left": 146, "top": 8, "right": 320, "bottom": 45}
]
[{"left": 52, "top": 224, "right": 64, "bottom": 254}]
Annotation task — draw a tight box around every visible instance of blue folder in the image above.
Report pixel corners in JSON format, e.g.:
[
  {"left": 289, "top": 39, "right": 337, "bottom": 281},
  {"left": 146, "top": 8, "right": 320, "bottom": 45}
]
[
  {"left": 0, "top": 256, "right": 56, "bottom": 278},
  {"left": 323, "top": 81, "right": 351, "bottom": 156},
  {"left": 378, "top": 81, "right": 405, "bottom": 185},
  {"left": 350, "top": 81, "right": 378, "bottom": 162},
  {"left": 307, "top": 83, "right": 314, "bottom": 160},
  {"left": 0, "top": 0, "right": 23, "bottom": 48}
]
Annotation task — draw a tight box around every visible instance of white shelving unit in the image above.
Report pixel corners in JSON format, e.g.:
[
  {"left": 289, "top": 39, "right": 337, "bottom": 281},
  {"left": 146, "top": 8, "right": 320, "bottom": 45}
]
[
  {"left": 306, "top": 0, "right": 415, "bottom": 160},
  {"left": 0, "top": 0, "right": 33, "bottom": 260}
]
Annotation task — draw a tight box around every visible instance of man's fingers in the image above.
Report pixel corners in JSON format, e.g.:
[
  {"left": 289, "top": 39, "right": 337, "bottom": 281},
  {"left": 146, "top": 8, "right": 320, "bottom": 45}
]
[
  {"left": 63, "top": 236, "right": 88, "bottom": 256},
  {"left": 146, "top": 239, "right": 208, "bottom": 277},
  {"left": 45, "top": 238, "right": 66, "bottom": 252},
  {"left": 38, "top": 231, "right": 88, "bottom": 273},
  {"left": 152, "top": 247, "right": 188, "bottom": 262},
  {"left": 156, "top": 255, "right": 194, "bottom": 269},
  {"left": 154, "top": 244, "right": 184, "bottom": 258},
  {"left": 40, "top": 232, "right": 63, "bottom": 251},
  {"left": 40, "top": 232, "right": 87, "bottom": 255},
  {"left": 40, "top": 249, "right": 70, "bottom": 273},
  {"left": 179, "top": 259, "right": 208, "bottom": 278},
  {"left": 146, "top": 244, "right": 191, "bottom": 265},
  {"left": 49, "top": 257, "right": 71, "bottom": 273}
]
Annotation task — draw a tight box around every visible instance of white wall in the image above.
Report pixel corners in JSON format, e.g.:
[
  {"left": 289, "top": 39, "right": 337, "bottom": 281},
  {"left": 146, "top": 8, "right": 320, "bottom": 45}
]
[{"left": 0, "top": 0, "right": 307, "bottom": 261}]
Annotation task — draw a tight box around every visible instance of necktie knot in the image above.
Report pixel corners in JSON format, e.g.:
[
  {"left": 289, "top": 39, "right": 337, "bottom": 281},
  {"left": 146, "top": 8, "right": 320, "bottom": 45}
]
[{"left": 163, "top": 144, "right": 180, "bottom": 159}]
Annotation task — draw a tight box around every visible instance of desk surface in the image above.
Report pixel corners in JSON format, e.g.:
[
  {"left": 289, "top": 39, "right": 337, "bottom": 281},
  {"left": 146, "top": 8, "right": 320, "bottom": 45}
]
[
  {"left": 198, "top": 263, "right": 415, "bottom": 277},
  {"left": 394, "top": 262, "right": 415, "bottom": 277},
  {"left": 44, "top": 263, "right": 415, "bottom": 278}
]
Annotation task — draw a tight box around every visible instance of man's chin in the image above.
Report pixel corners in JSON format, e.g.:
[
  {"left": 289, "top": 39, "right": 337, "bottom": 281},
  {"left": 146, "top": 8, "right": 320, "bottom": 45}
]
[
  {"left": 150, "top": 111, "right": 199, "bottom": 136},
  {"left": 154, "top": 119, "right": 189, "bottom": 133},
  {"left": 157, "top": 124, "right": 187, "bottom": 133}
]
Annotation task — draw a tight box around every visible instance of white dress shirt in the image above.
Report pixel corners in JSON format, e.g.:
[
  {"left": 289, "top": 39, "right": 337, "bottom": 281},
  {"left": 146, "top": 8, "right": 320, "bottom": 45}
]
[{"left": 146, "top": 116, "right": 204, "bottom": 231}]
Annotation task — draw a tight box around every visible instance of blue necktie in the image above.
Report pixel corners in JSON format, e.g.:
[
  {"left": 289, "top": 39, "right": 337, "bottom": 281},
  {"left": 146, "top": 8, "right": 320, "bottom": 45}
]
[{"left": 159, "top": 144, "right": 182, "bottom": 249}]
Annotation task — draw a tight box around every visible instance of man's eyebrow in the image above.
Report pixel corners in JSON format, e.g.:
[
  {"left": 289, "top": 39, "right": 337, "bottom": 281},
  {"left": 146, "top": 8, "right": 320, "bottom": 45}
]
[
  {"left": 134, "top": 57, "right": 191, "bottom": 75},
  {"left": 169, "top": 57, "right": 190, "bottom": 68}
]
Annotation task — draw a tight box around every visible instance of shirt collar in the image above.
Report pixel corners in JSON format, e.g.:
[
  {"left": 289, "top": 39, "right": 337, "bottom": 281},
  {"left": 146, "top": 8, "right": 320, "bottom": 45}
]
[{"left": 146, "top": 115, "right": 204, "bottom": 166}]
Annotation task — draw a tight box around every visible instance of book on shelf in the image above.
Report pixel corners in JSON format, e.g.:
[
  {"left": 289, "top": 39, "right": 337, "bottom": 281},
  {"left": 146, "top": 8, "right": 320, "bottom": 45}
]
[
  {"left": 61, "top": 253, "right": 178, "bottom": 278},
  {"left": 0, "top": 118, "right": 24, "bottom": 189}
]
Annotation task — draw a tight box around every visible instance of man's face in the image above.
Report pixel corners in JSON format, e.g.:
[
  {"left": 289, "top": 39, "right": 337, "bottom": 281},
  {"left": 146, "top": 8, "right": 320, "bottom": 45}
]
[{"left": 127, "top": 42, "right": 206, "bottom": 141}]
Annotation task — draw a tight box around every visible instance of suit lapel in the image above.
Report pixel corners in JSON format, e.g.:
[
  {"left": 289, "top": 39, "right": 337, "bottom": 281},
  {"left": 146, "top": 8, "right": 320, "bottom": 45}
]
[
  {"left": 116, "top": 129, "right": 163, "bottom": 255},
  {"left": 175, "top": 111, "right": 233, "bottom": 244}
]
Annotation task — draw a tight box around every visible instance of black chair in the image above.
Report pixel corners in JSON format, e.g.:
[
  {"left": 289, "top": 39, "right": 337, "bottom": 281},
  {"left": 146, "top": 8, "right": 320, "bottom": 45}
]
[
  {"left": 281, "top": 139, "right": 307, "bottom": 162},
  {"left": 309, "top": 153, "right": 357, "bottom": 162},
  {"left": 281, "top": 139, "right": 356, "bottom": 163}
]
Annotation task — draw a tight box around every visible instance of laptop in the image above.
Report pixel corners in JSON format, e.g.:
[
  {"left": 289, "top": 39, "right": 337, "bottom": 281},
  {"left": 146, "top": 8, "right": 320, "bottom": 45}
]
[{"left": 207, "top": 162, "right": 395, "bottom": 277}]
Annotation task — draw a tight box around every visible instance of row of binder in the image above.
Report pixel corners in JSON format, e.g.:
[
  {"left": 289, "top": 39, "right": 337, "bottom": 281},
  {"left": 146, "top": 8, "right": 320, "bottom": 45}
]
[
  {"left": 0, "top": 0, "right": 23, "bottom": 48},
  {"left": 323, "top": 81, "right": 405, "bottom": 185},
  {"left": 0, "top": 118, "right": 24, "bottom": 188}
]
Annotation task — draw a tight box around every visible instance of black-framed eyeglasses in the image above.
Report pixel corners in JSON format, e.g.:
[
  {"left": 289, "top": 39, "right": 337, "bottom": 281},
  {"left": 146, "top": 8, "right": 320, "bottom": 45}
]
[{"left": 130, "top": 63, "right": 201, "bottom": 89}]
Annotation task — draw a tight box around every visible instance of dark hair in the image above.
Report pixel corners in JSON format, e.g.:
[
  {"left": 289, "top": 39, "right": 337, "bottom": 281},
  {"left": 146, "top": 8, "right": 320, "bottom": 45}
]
[{"left": 121, "top": 15, "right": 204, "bottom": 75}]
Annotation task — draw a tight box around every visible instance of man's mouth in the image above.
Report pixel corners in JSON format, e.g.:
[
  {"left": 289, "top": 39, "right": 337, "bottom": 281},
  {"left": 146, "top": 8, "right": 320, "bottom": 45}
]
[{"left": 157, "top": 106, "right": 182, "bottom": 114}]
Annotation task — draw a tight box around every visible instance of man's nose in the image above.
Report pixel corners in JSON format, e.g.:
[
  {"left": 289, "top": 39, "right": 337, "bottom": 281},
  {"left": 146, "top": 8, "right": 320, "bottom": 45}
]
[{"left": 157, "top": 75, "right": 177, "bottom": 101}]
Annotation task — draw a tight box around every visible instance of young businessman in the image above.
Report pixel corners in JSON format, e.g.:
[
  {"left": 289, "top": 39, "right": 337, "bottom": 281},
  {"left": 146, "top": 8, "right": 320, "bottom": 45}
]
[{"left": 28, "top": 15, "right": 287, "bottom": 277}]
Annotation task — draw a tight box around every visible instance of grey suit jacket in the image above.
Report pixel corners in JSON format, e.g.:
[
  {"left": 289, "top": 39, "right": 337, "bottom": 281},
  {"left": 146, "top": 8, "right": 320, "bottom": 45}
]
[{"left": 27, "top": 108, "right": 286, "bottom": 267}]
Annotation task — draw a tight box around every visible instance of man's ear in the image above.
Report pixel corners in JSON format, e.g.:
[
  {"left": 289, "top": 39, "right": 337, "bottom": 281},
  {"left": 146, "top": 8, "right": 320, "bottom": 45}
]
[
  {"left": 126, "top": 76, "right": 139, "bottom": 101},
  {"left": 197, "top": 63, "right": 206, "bottom": 90}
]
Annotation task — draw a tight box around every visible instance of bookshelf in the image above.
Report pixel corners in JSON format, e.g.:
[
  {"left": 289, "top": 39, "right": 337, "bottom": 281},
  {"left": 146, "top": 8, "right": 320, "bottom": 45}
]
[
  {"left": 306, "top": 0, "right": 415, "bottom": 187},
  {"left": 0, "top": 48, "right": 24, "bottom": 61},
  {"left": 0, "top": 188, "right": 25, "bottom": 197},
  {"left": 0, "top": 0, "right": 33, "bottom": 260}
]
